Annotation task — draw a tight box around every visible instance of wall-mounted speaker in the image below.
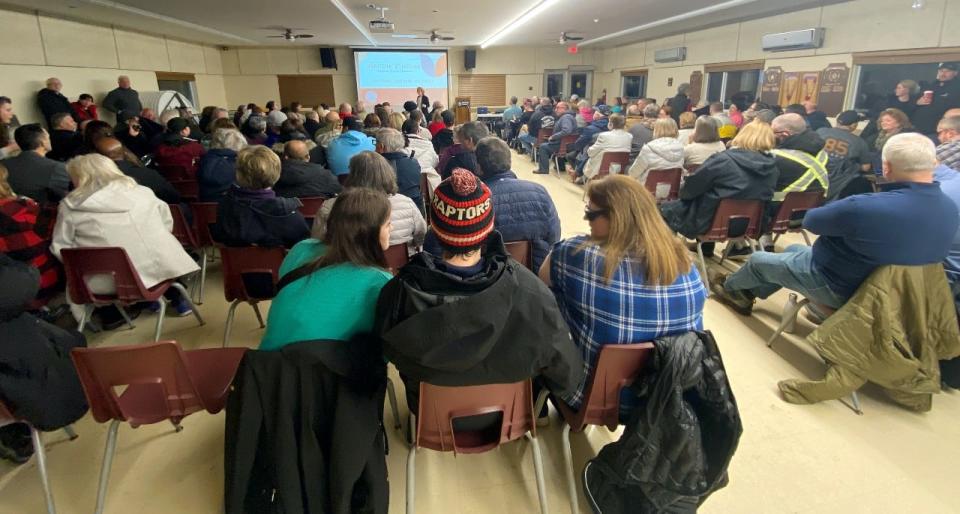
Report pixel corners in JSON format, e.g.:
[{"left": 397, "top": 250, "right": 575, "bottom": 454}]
[
  {"left": 464, "top": 49, "right": 477, "bottom": 71},
  {"left": 320, "top": 48, "right": 337, "bottom": 69}
]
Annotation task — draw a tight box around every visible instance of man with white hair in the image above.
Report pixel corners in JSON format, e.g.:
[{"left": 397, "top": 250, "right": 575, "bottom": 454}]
[
  {"left": 713, "top": 132, "right": 959, "bottom": 316},
  {"left": 36, "top": 77, "right": 76, "bottom": 129},
  {"left": 376, "top": 127, "right": 423, "bottom": 209},
  {"left": 102, "top": 75, "right": 142, "bottom": 123}
]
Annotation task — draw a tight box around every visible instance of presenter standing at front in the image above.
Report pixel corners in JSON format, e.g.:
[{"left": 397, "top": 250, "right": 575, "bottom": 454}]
[{"left": 416, "top": 87, "right": 430, "bottom": 118}]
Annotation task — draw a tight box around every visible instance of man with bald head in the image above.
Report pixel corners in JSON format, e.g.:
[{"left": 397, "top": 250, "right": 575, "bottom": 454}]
[
  {"left": 102, "top": 75, "right": 142, "bottom": 123},
  {"left": 274, "top": 139, "right": 341, "bottom": 199},
  {"left": 37, "top": 77, "right": 77, "bottom": 129},
  {"left": 94, "top": 137, "right": 180, "bottom": 204}
]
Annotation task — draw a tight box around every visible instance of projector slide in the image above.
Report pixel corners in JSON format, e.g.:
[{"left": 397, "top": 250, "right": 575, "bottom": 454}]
[{"left": 355, "top": 51, "right": 448, "bottom": 110}]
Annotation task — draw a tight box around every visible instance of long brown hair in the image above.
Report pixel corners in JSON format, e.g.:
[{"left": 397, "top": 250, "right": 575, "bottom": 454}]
[
  {"left": 586, "top": 175, "right": 691, "bottom": 285},
  {"left": 0, "top": 162, "right": 15, "bottom": 199},
  {"left": 310, "top": 187, "right": 390, "bottom": 272}
]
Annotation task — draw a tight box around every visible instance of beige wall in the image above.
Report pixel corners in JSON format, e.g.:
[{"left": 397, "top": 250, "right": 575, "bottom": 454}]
[{"left": 219, "top": 47, "right": 355, "bottom": 108}]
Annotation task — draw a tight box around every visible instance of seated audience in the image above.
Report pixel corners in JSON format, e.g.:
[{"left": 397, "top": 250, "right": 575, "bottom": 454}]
[
  {"left": 728, "top": 103, "right": 744, "bottom": 129},
  {"left": 566, "top": 108, "right": 610, "bottom": 178},
  {"left": 197, "top": 128, "right": 247, "bottom": 202},
  {"left": 115, "top": 116, "right": 152, "bottom": 157},
  {"left": 46, "top": 112, "right": 82, "bottom": 162},
  {"left": 658, "top": 105, "right": 673, "bottom": 120},
  {"left": 677, "top": 111, "right": 697, "bottom": 145},
  {"left": 628, "top": 103, "right": 658, "bottom": 160},
  {"left": 629, "top": 118, "right": 684, "bottom": 184},
  {"left": 401, "top": 118, "right": 440, "bottom": 190},
  {"left": 259, "top": 187, "right": 393, "bottom": 351},
  {"left": 154, "top": 118, "right": 205, "bottom": 179},
  {"left": 1, "top": 96, "right": 18, "bottom": 159},
  {"left": 937, "top": 115, "right": 960, "bottom": 170},
  {"left": 274, "top": 140, "right": 341, "bottom": 199},
  {"left": 362, "top": 113, "right": 382, "bottom": 137},
  {"left": 94, "top": 137, "right": 180, "bottom": 205},
  {"left": 624, "top": 103, "right": 644, "bottom": 130},
  {"left": 659, "top": 121, "right": 778, "bottom": 256},
  {"left": 429, "top": 101, "right": 444, "bottom": 122},
  {"left": 70, "top": 93, "right": 98, "bottom": 122},
  {"left": 866, "top": 108, "right": 912, "bottom": 153},
  {"left": 313, "top": 111, "right": 343, "bottom": 149},
  {"left": 0, "top": 254, "right": 87, "bottom": 464},
  {"left": 242, "top": 115, "right": 268, "bottom": 146},
  {"left": 431, "top": 110, "right": 456, "bottom": 155},
  {"left": 428, "top": 109, "right": 446, "bottom": 136},
  {"left": 438, "top": 122, "right": 488, "bottom": 179},
  {"left": 326, "top": 118, "right": 375, "bottom": 177},
  {"left": 374, "top": 168, "right": 583, "bottom": 414},
  {"left": 0, "top": 163, "right": 62, "bottom": 302},
  {"left": 312, "top": 151, "right": 426, "bottom": 252},
  {"left": 80, "top": 120, "right": 113, "bottom": 155},
  {"left": 540, "top": 175, "right": 706, "bottom": 414},
  {"left": 683, "top": 116, "right": 726, "bottom": 167},
  {"left": 576, "top": 100, "right": 593, "bottom": 128},
  {"left": 817, "top": 110, "right": 874, "bottom": 201},
  {"left": 712, "top": 133, "right": 959, "bottom": 314},
  {"left": 537, "top": 101, "right": 576, "bottom": 174},
  {"left": 51, "top": 154, "right": 198, "bottom": 315},
  {"left": 338, "top": 103, "right": 354, "bottom": 121},
  {"left": 502, "top": 96, "right": 523, "bottom": 134},
  {"left": 4, "top": 124, "right": 69, "bottom": 205},
  {"left": 197, "top": 106, "right": 216, "bottom": 135},
  {"left": 213, "top": 146, "right": 310, "bottom": 248},
  {"left": 374, "top": 105, "right": 390, "bottom": 127},
  {"left": 376, "top": 128, "right": 422, "bottom": 209},
  {"left": 303, "top": 110, "right": 321, "bottom": 139},
  {"left": 409, "top": 110, "right": 433, "bottom": 140},
  {"left": 583, "top": 113, "right": 632, "bottom": 180},
  {"left": 803, "top": 101, "right": 830, "bottom": 131}
]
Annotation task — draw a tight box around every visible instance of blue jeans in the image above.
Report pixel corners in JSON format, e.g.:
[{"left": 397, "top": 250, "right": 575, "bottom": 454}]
[
  {"left": 723, "top": 244, "right": 847, "bottom": 309},
  {"left": 538, "top": 141, "right": 560, "bottom": 172},
  {"left": 518, "top": 134, "right": 536, "bottom": 154}
]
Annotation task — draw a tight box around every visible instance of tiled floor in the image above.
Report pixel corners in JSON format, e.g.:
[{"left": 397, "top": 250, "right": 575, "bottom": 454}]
[{"left": 2, "top": 151, "right": 960, "bottom": 514}]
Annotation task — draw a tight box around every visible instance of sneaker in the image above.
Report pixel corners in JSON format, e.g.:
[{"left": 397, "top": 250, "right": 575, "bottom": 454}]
[
  {"left": 759, "top": 234, "right": 775, "bottom": 253},
  {"left": 0, "top": 425, "right": 33, "bottom": 465},
  {"left": 725, "top": 243, "right": 754, "bottom": 260},
  {"left": 145, "top": 301, "right": 162, "bottom": 314},
  {"left": 710, "top": 275, "right": 754, "bottom": 316},
  {"left": 171, "top": 298, "right": 194, "bottom": 317}
]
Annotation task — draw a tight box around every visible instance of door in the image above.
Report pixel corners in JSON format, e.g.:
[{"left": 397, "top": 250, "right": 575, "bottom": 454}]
[
  {"left": 278, "top": 75, "right": 335, "bottom": 110},
  {"left": 544, "top": 70, "right": 566, "bottom": 100},
  {"left": 569, "top": 71, "right": 592, "bottom": 99}
]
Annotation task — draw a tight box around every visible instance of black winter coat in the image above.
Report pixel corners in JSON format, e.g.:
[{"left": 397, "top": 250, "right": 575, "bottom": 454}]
[
  {"left": 584, "top": 331, "right": 741, "bottom": 513},
  {"left": 773, "top": 130, "right": 827, "bottom": 191},
  {"left": 47, "top": 129, "right": 82, "bottom": 162},
  {"left": 0, "top": 255, "right": 87, "bottom": 431},
  {"left": 224, "top": 339, "right": 389, "bottom": 514},
  {"left": 115, "top": 160, "right": 181, "bottom": 205},
  {"left": 375, "top": 232, "right": 584, "bottom": 410},
  {"left": 36, "top": 89, "right": 76, "bottom": 128},
  {"left": 213, "top": 186, "right": 310, "bottom": 248},
  {"left": 380, "top": 151, "right": 423, "bottom": 210},
  {"left": 274, "top": 160, "right": 342, "bottom": 199},
  {"left": 660, "top": 148, "right": 777, "bottom": 238},
  {"left": 667, "top": 94, "right": 690, "bottom": 125}
]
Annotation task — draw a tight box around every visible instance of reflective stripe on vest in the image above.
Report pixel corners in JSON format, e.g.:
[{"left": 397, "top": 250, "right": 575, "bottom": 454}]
[{"left": 771, "top": 149, "right": 829, "bottom": 201}]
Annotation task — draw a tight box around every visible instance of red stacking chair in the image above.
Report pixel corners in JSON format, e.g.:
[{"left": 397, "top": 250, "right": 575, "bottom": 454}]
[
  {"left": 0, "top": 400, "right": 79, "bottom": 514},
  {"left": 693, "top": 199, "right": 765, "bottom": 293},
  {"left": 71, "top": 341, "right": 247, "bottom": 514},
  {"left": 168, "top": 203, "right": 208, "bottom": 304},
  {"left": 406, "top": 380, "right": 548, "bottom": 514},
  {"left": 504, "top": 240, "right": 534, "bottom": 271},
  {"left": 770, "top": 191, "right": 823, "bottom": 246},
  {"left": 553, "top": 133, "right": 580, "bottom": 174},
  {"left": 60, "top": 247, "right": 205, "bottom": 341},
  {"left": 532, "top": 127, "right": 553, "bottom": 162},
  {"left": 189, "top": 202, "right": 219, "bottom": 249},
  {"left": 296, "top": 196, "right": 326, "bottom": 225},
  {"left": 643, "top": 168, "right": 683, "bottom": 203},
  {"left": 419, "top": 173, "right": 432, "bottom": 225},
  {"left": 555, "top": 343, "right": 655, "bottom": 514},
  {"left": 384, "top": 243, "right": 410, "bottom": 275},
  {"left": 169, "top": 180, "right": 199, "bottom": 203},
  {"left": 157, "top": 164, "right": 191, "bottom": 182},
  {"left": 219, "top": 246, "right": 286, "bottom": 347},
  {"left": 595, "top": 151, "right": 630, "bottom": 177}
]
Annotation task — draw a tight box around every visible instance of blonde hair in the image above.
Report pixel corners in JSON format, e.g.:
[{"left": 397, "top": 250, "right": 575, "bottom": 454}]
[
  {"left": 586, "top": 175, "right": 691, "bottom": 285},
  {"left": 652, "top": 117, "right": 679, "bottom": 139},
  {"left": 898, "top": 79, "right": 920, "bottom": 96},
  {"left": 66, "top": 154, "right": 136, "bottom": 203},
  {"left": 730, "top": 121, "right": 775, "bottom": 152},
  {"left": 236, "top": 146, "right": 281, "bottom": 189},
  {"left": 388, "top": 112, "right": 406, "bottom": 131},
  {"left": 0, "top": 162, "right": 14, "bottom": 198},
  {"left": 678, "top": 111, "right": 697, "bottom": 129}
]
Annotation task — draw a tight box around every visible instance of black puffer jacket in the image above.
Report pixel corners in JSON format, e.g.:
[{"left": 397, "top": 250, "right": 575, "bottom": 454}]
[
  {"left": 773, "top": 130, "right": 826, "bottom": 192},
  {"left": 584, "top": 331, "right": 741, "bottom": 513},
  {"left": 0, "top": 254, "right": 87, "bottom": 431},
  {"left": 660, "top": 148, "right": 777, "bottom": 237},
  {"left": 213, "top": 186, "right": 310, "bottom": 248}
]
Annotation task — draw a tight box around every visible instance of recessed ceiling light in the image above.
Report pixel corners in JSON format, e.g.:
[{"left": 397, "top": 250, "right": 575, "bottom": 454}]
[{"left": 593, "top": 18, "right": 599, "bottom": 23}]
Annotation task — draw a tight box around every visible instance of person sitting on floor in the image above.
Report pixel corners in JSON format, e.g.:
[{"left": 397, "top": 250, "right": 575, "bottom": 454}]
[
  {"left": 711, "top": 132, "right": 959, "bottom": 315},
  {"left": 374, "top": 168, "right": 583, "bottom": 417},
  {"left": 212, "top": 146, "right": 310, "bottom": 248},
  {"left": 259, "top": 187, "right": 394, "bottom": 351},
  {"left": 197, "top": 128, "right": 247, "bottom": 202},
  {"left": 153, "top": 117, "right": 205, "bottom": 179},
  {"left": 274, "top": 140, "right": 341, "bottom": 199},
  {"left": 541, "top": 174, "right": 706, "bottom": 418}
]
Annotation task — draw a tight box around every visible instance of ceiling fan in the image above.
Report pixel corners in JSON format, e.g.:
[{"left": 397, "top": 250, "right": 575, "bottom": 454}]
[
  {"left": 265, "top": 28, "right": 315, "bottom": 41},
  {"left": 392, "top": 29, "right": 456, "bottom": 44},
  {"left": 557, "top": 31, "right": 584, "bottom": 44}
]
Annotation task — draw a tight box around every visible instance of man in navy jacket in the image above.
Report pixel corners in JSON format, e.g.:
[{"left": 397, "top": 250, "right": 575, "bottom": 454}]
[{"left": 536, "top": 102, "right": 577, "bottom": 174}]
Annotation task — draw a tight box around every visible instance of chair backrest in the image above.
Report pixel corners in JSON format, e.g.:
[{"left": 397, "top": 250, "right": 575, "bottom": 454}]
[
  {"left": 384, "top": 243, "right": 409, "bottom": 275},
  {"left": 60, "top": 247, "right": 153, "bottom": 304},
  {"left": 643, "top": 168, "right": 682, "bottom": 202},
  {"left": 419, "top": 173, "right": 432, "bottom": 225},
  {"left": 219, "top": 245, "right": 286, "bottom": 302},
  {"left": 699, "top": 199, "right": 765, "bottom": 241},
  {"left": 297, "top": 197, "right": 325, "bottom": 221},
  {"left": 416, "top": 380, "right": 535, "bottom": 454},
  {"left": 190, "top": 202, "right": 219, "bottom": 247},
  {"left": 71, "top": 341, "right": 203, "bottom": 426},
  {"left": 170, "top": 180, "right": 199, "bottom": 202},
  {"left": 596, "top": 151, "right": 630, "bottom": 177},
  {"left": 535, "top": 127, "right": 553, "bottom": 145},
  {"left": 158, "top": 164, "right": 191, "bottom": 182},
  {"left": 504, "top": 240, "right": 533, "bottom": 270},
  {"left": 168, "top": 203, "right": 200, "bottom": 249},
  {"left": 576, "top": 343, "right": 655, "bottom": 431},
  {"left": 770, "top": 191, "right": 822, "bottom": 233},
  {"left": 557, "top": 134, "right": 579, "bottom": 154}
]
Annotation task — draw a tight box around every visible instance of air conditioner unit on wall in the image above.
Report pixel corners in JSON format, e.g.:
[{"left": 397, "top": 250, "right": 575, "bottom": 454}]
[
  {"left": 762, "top": 28, "right": 825, "bottom": 52},
  {"left": 654, "top": 47, "right": 687, "bottom": 63}
]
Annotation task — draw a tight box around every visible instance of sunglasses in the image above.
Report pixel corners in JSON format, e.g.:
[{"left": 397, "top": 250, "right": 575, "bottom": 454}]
[{"left": 583, "top": 207, "right": 607, "bottom": 221}]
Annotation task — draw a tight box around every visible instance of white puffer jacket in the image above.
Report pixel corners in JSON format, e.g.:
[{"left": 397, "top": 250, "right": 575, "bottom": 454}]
[
  {"left": 311, "top": 193, "right": 427, "bottom": 251},
  {"left": 404, "top": 135, "right": 441, "bottom": 192},
  {"left": 628, "top": 137, "right": 685, "bottom": 185}
]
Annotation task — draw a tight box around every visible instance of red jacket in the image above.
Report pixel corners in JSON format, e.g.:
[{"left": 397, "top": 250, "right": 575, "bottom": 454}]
[
  {"left": 154, "top": 139, "right": 205, "bottom": 179},
  {"left": 0, "top": 197, "right": 62, "bottom": 302},
  {"left": 70, "top": 102, "right": 98, "bottom": 122}
]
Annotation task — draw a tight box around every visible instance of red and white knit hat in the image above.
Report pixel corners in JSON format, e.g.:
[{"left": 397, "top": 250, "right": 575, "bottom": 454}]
[{"left": 431, "top": 168, "right": 494, "bottom": 252}]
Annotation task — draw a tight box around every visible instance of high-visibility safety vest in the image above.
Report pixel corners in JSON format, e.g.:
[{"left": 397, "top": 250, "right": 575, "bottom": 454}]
[{"left": 770, "top": 148, "right": 829, "bottom": 201}]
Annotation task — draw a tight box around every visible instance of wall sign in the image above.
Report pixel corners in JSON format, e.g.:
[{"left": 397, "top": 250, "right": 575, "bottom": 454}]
[{"left": 759, "top": 67, "right": 783, "bottom": 107}]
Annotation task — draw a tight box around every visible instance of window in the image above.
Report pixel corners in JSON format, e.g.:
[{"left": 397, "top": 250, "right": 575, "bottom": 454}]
[
  {"left": 457, "top": 74, "right": 507, "bottom": 107},
  {"left": 544, "top": 70, "right": 566, "bottom": 99},
  {"left": 853, "top": 62, "right": 940, "bottom": 112},
  {"left": 706, "top": 69, "right": 761, "bottom": 104},
  {"left": 155, "top": 72, "right": 198, "bottom": 107},
  {"left": 569, "top": 71, "right": 591, "bottom": 99},
  {"left": 543, "top": 69, "right": 594, "bottom": 101},
  {"left": 621, "top": 72, "right": 647, "bottom": 100}
]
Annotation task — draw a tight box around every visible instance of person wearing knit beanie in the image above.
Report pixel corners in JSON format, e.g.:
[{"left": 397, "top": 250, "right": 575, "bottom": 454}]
[{"left": 430, "top": 168, "right": 494, "bottom": 253}]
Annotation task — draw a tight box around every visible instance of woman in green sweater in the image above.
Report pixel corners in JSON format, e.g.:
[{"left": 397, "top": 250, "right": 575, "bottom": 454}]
[{"left": 260, "top": 187, "right": 394, "bottom": 350}]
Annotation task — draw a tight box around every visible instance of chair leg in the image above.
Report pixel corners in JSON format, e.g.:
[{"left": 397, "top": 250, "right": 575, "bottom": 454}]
[
  {"left": 696, "top": 242, "right": 710, "bottom": 295},
  {"left": 222, "top": 299, "right": 241, "bottom": 348},
  {"left": 94, "top": 420, "right": 121, "bottom": 514},
  {"left": 386, "top": 378, "right": 402, "bottom": 429},
  {"left": 62, "top": 425, "right": 78, "bottom": 441},
  {"left": 802, "top": 230, "right": 813, "bottom": 246},
  {"left": 848, "top": 391, "right": 864, "bottom": 416},
  {"left": 114, "top": 304, "right": 136, "bottom": 330},
  {"left": 153, "top": 300, "right": 167, "bottom": 342},
  {"left": 77, "top": 304, "right": 93, "bottom": 333},
  {"left": 30, "top": 426, "right": 56, "bottom": 514},
  {"left": 197, "top": 250, "right": 208, "bottom": 305},
  {"left": 561, "top": 423, "right": 578, "bottom": 514},
  {"left": 171, "top": 282, "right": 205, "bottom": 327},
  {"left": 406, "top": 446, "right": 417, "bottom": 514},
  {"left": 767, "top": 294, "right": 807, "bottom": 348},
  {"left": 251, "top": 302, "right": 265, "bottom": 329},
  {"left": 772, "top": 233, "right": 781, "bottom": 243},
  {"left": 718, "top": 240, "right": 734, "bottom": 265},
  {"left": 526, "top": 432, "right": 550, "bottom": 514}
]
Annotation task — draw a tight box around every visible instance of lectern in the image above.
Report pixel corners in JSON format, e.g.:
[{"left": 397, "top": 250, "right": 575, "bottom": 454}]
[{"left": 455, "top": 96, "right": 471, "bottom": 125}]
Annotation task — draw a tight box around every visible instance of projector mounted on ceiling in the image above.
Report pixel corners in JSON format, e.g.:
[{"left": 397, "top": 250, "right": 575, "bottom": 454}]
[
  {"left": 762, "top": 28, "right": 825, "bottom": 52},
  {"left": 367, "top": 4, "right": 396, "bottom": 34}
]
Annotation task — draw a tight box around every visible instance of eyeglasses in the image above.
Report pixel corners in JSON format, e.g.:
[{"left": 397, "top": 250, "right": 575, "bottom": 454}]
[{"left": 583, "top": 207, "right": 607, "bottom": 221}]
